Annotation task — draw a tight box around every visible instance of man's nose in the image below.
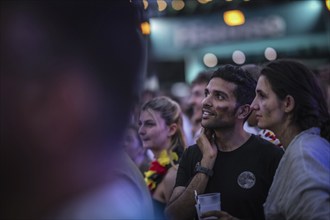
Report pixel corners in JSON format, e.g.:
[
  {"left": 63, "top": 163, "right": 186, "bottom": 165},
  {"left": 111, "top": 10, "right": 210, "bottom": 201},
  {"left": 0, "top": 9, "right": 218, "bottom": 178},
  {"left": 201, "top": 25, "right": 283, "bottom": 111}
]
[{"left": 202, "top": 96, "right": 212, "bottom": 108}]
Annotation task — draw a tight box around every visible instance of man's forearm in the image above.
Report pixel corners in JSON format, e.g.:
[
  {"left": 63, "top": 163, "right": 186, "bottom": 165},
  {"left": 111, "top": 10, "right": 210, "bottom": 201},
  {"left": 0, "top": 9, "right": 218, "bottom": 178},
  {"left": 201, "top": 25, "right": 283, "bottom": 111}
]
[{"left": 165, "top": 173, "right": 210, "bottom": 220}]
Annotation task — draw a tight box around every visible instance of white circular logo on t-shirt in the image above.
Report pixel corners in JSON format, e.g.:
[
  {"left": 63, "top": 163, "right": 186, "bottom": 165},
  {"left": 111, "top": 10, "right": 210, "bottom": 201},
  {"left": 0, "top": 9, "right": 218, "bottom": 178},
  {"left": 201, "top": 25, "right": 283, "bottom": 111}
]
[{"left": 237, "top": 171, "right": 256, "bottom": 189}]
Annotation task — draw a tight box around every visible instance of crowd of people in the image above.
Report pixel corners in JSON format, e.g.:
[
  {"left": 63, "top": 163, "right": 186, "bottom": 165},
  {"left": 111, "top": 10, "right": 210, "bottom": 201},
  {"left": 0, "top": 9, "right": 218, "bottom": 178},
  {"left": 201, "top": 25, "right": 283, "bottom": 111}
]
[{"left": 1, "top": 1, "right": 329, "bottom": 220}]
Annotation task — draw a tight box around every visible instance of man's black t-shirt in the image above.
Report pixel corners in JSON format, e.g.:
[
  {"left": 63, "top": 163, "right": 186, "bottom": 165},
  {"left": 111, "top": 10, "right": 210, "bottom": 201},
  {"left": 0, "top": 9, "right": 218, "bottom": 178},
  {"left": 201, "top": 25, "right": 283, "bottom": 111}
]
[{"left": 175, "top": 135, "right": 284, "bottom": 220}]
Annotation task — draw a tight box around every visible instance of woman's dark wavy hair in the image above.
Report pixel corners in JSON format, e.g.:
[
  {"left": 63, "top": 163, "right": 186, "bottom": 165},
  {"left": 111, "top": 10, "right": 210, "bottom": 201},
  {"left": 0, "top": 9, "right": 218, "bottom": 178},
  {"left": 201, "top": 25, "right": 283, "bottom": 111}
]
[{"left": 261, "top": 59, "right": 330, "bottom": 141}]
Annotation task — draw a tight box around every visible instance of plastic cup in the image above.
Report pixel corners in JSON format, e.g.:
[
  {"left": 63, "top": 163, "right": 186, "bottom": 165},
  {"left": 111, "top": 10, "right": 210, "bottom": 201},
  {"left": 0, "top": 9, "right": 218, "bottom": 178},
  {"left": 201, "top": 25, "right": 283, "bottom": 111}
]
[{"left": 195, "top": 192, "right": 221, "bottom": 220}]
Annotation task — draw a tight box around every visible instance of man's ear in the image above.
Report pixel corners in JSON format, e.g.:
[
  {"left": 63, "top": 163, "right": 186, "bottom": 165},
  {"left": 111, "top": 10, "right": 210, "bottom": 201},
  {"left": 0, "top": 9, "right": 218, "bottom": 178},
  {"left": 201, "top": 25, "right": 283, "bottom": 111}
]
[
  {"left": 168, "top": 123, "right": 178, "bottom": 137},
  {"left": 283, "top": 95, "right": 295, "bottom": 113},
  {"left": 237, "top": 104, "right": 251, "bottom": 120}
]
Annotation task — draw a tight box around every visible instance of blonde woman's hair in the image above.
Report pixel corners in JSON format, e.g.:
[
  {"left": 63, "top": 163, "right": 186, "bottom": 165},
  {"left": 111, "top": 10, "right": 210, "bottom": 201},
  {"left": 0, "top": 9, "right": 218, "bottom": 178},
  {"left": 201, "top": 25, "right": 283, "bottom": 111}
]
[{"left": 141, "top": 96, "right": 187, "bottom": 167}]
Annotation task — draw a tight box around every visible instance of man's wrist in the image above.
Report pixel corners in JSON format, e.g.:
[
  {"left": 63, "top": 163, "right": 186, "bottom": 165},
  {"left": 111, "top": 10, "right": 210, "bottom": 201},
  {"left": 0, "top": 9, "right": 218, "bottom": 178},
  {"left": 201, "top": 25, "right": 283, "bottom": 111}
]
[{"left": 194, "top": 162, "right": 213, "bottom": 177}]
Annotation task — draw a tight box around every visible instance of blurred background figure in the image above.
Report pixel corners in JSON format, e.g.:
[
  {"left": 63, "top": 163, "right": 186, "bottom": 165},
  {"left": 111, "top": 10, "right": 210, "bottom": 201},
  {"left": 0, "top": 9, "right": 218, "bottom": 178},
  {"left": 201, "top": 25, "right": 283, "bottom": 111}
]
[
  {"left": 130, "top": 89, "right": 159, "bottom": 129},
  {"left": 123, "top": 124, "right": 151, "bottom": 173},
  {"left": 139, "top": 96, "right": 187, "bottom": 219},
  {"left": 242, "top": 64, "right": 263, "bottom": 135},
  {"left": 1, "top": 1, "right": 154, "bottom": 219},
  {"left": 251, "top": 59, "right": 330, "bottom": 219},
  {"left": 167, "top": 93, "right": 195, "bottom": 147},
  {"left": 188, "top": 70, "right": 213, "bottom": 142},
  {"left": 313, "top": 63, "right": 330, "bottom": 115}
]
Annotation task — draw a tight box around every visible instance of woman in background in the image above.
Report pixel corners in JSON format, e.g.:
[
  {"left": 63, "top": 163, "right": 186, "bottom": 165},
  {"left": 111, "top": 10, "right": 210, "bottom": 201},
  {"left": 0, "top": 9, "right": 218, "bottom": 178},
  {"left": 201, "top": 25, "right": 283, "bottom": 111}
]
[
  {"left": 123, "top": 124, "right": 151, "bottom": 173},
  {"left": 251, "top": 59, "right": 330, "bottom": 220},
  {"left": 139, "top": 96, "right": 186, "bottom": 219}
]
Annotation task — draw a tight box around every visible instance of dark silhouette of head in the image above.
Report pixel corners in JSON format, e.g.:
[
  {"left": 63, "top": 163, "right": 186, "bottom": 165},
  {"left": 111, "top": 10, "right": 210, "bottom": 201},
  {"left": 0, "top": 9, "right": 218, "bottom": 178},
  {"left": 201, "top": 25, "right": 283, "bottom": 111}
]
[{"left": 1, "top": 1, "right": 147, "bottom": 219}]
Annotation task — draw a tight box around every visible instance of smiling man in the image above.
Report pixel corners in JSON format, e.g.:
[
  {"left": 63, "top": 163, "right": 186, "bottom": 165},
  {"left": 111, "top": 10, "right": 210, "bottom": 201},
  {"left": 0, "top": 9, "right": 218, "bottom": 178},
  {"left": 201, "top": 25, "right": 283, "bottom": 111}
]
[{"left": 165, "top": 64, "right": 284, "bottom": 220}]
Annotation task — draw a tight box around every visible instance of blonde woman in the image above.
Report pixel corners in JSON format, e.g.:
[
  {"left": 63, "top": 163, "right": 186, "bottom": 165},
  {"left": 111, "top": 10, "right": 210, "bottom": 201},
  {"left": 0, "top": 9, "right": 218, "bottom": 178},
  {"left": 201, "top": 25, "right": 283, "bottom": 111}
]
[{"left": 139, "top": 96, "right": 186, "bottom": 219}]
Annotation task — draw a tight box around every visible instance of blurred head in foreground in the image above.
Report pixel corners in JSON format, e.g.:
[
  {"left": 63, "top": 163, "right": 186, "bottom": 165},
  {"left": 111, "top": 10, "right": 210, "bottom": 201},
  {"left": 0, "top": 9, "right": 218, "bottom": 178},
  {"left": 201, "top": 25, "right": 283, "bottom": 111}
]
[{"left": 1, "top": 1, "right": 150, "bottom": 219}]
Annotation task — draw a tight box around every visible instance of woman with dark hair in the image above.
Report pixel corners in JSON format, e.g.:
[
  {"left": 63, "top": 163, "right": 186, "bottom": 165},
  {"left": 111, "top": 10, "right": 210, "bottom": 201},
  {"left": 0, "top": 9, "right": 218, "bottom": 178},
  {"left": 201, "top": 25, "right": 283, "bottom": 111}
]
[{"left": 251, "top": 59, "right": 330, "bottom": 220}]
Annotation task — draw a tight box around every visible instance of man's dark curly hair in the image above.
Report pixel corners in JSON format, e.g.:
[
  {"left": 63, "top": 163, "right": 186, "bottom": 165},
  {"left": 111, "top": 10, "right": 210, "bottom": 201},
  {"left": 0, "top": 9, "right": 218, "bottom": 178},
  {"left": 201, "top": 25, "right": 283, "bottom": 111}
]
[{"left": 210, "top": 64, "right": 257, "bottom": 107}]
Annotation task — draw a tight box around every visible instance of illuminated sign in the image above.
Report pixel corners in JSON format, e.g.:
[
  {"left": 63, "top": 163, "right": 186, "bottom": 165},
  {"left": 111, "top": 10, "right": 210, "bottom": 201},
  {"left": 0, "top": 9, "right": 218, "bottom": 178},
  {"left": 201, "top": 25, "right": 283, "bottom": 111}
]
[{"left": 173, "top": 15, "right": 286, "bottom": 48}]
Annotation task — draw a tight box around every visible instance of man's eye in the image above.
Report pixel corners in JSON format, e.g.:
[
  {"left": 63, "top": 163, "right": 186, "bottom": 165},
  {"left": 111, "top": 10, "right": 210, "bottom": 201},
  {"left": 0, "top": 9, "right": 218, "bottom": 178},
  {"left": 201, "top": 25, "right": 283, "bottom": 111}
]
[{"left": 216, "top": 93, "right": 224, "bottom": 100}]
